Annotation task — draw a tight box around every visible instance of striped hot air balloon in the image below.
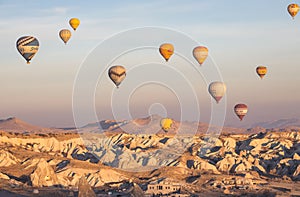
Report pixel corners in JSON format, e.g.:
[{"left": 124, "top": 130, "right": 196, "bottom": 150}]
[
  {"left": 108, "top": 65, "right": 126, "bottom": 88},
  {"left": 234, "top": 104, "right": 248, "bottom": 121},
  {"left": 159, "top": 43, "right": 174, "bottom": 62},
  {"left": 16, "top": 36, "right": 39, "bottom": 64}
]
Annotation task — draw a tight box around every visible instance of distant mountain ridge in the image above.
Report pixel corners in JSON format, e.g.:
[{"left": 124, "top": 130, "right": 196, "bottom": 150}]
[
  {"left": 80, "top": 114, "right": 245, "bottom": 135},
  {"left": 1, "top": 116, "right": 300, "bottom": 134},
  {"left": 247, "top": 118, "right": 300, "bottom": 129},
  {"left": 0, "top": 117, "right": 63, "bottom": 133},
  {"left": 0, "top": 117, "right": 42, "bottom": 131}
]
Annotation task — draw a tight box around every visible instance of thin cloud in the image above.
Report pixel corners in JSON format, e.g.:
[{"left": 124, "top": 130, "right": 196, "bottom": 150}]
[
  {"left": 113, "top": 0, "right": 211, "bottom": 15},
  {"left": 51, "top": 7, "right": 68, "bottom": 15}
]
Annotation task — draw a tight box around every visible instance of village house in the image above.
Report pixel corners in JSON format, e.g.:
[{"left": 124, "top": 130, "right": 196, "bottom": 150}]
[{"left": 145, "top": 180, "right": 189, "bottom": 196}]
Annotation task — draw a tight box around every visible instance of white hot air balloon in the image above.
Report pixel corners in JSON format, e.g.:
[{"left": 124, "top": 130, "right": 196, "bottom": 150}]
[{"left": 208, "top": 82, "right": 226, "bottom": 103}]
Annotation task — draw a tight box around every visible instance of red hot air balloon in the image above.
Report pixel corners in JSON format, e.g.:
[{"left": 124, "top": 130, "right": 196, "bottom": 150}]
[{"left": 234, "top": 104, "right": 248, "bottom": 121}]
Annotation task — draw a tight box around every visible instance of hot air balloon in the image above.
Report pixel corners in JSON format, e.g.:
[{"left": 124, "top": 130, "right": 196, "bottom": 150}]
[
  {"left": 234, "top": 104, "right": 248, "bottom": 121},
  {"left": 69, "top": 18, "right": 80, "bottom": 31},
  {"left": 193, "top": 46, "right": 209, "bottom": 65},
  {"left": 108, "top": 65, "right": 126, "bottom": 88},
  {"left": 160, "top": 118, "right": 173, "bottom": 132},
  {"left": 16, "top": 36, "right": 39, "bottom": 64},
  {"left": 256, "top": 66, "right": 267, "bottom": 79},
  {"left": 159, "top": 43, "right": 174, "bottom": 62},
  {"left": 288, "top": 4, "right": 300, "bottom": 19},
  {"left": 208, "top": 82, "right": 226, "bottom": 103},
  {"left": 59, "top": 29, "right": 72, "bottom": 44}
]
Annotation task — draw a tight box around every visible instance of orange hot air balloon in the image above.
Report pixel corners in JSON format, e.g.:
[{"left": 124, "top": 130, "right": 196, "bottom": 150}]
[
  {"left": 59, "top": 29, "right": 72, "bottom": 44},
  {"left": 234, "top": 104, "right": 248, "bottom": 121},
  {"left": 159, "top": 43, "right": 174, "bottom": 62},
  {"left": 69, "top": 18, "right": 80, "bottom": 31},
  {"left": 193, "top": 46, "right": 209, "bottom": 65},
  {"left": 256, "top": 66, "right": 267, "bottom": 79},
  {"left": 288, "top": 4, "right": 300, "bottom": 19}
]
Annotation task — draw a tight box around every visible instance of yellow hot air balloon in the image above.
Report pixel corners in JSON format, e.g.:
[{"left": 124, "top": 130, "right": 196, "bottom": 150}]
[
  {"left": 59, "top": 29, "right": 72, "bottom": 44},
  {"left": 288, "top": 4, "right": 300, "bottom": 19},
  {"left": 160, "top": 118, "right": 173, "bottom": 132},
  {"left": 208, "top": 82, "right": 226, "bottom": 103},
  {"left": 159, "top": 43, "right": 174, "bottom": 62},
  {"left": 256, "top": 66, "right": 267, "bottom": 79},
  {"left": 193, "top": 46, "right": 209, "bottom": 65},
  {"left": 234, "top": 104, "right": 248, "bottom": 121},
  {"left": 69, "top": 18, "right": 80, "bottom": 31},
  {"left": 108, "top": 65, "right": 126, "bottom": 88}
]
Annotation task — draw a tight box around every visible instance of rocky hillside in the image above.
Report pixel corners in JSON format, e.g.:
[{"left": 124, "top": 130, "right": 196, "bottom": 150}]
[
  {"left": 0, "top": 128, "right": 299, "bottom": 195},
  {"left": 0, "top": 117, "right": 299, "bottom": 195}
]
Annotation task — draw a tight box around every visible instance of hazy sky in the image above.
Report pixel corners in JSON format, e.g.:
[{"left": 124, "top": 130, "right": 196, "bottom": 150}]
[{"left": 1, "top": 0, "right": 300, "bottom": 127}]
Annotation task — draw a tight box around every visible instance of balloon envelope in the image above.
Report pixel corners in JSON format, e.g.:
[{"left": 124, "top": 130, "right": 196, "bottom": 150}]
[
  {"left": 208, "top": 82, "right": 226, "bottom": 103},
  {"left": 159, "top": 43, "right": 174, "bottom": 62},
  {"left": 108, "top": 65, "right": 126, "bottom": 88},
  {"left": 16, "top": 36, "right": 39, "bottom": 64},
  {"left": 69, "top": 18, "right": 80, "bottom": 31},
  {"left": 160, "top": 118, "right": 173, "bottom": 132},
  {"left": 193, "top": 46, "right": 208, "bottom": 65},
  {"left": 256, "top": 66, "right": 267, "bottom": 79},
  {"left": 234, "top": 104, "right": 248, "bottom": 121},
  {"left": 288, "top": 4, "right": 300, "bottom": 19},
  {"left": 59, "top": 29, "right": 72, "bottom": 44}
]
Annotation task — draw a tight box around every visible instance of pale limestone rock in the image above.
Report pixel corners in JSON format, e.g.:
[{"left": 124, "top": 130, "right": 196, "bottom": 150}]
[
  {"left": 33, "top": 189, "right": 39, "bottom": 194},
  {"left": 0, "top": 149, "right": 19, "bottom": 167},
  {"left": 147, "top": 157, "right": 158, "bottom": 166},
  {"left": 0, "top": 172, "right": 9, "bottom": 180},
  {"left": 22, "top": 158, "right": 41, "bottom": 170},
  {"left": 30, "top": 158, "right": 59, "bottom": 187},
  {"left": 293, "top": 153, "right": 300, "bottom": 160},
  {"left": 118, "top": 151, "right": 139, "bottom": 169},
  {"left": 293, "top": 165, "right": 300, "bottom": 177},
  {"left": 234, "top": 160, "right": 252, "bottom": 172},
  {"left": 190, "top": 159, "right": 220, "bottom": 174},
  {"left": 224, "top": 188, "right": 231, "bottom": 194},
  {"left": 223, "top": 137, "right": 236, "bottom": 150},
  {"left": 216, "top": 154, "right": 236, "bottom": 173},
  {"left": 0, "top": 135, "right": 84, "bottom": 157},
  {"left": 78, "top": 176, "right": 96, "bottom": 197}
]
